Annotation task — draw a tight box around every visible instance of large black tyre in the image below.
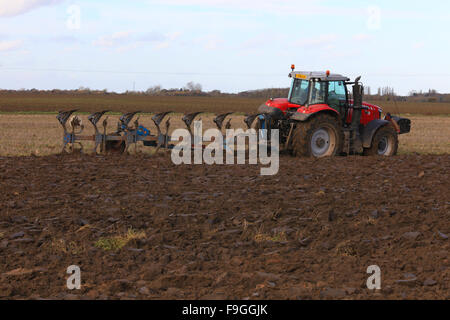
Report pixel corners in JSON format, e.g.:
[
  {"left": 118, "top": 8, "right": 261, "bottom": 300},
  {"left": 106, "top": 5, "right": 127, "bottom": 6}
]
[
  {"left": 292, "top": 114, "right": 343, "bottom": 158},
  {"left": 363, "top": 125, "right": 398, "bottom": 156}
]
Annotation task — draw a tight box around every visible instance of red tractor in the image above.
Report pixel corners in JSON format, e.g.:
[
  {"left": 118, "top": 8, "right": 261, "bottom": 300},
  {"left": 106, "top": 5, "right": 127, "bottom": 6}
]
[{"left": 253, "top": 65, "right": 411, "bottom": 157}]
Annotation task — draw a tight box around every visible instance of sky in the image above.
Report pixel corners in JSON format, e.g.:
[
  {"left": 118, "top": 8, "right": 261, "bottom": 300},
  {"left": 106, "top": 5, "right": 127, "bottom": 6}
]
[{"left": 0, "top": 0, "right": 449, "bottom": 94}]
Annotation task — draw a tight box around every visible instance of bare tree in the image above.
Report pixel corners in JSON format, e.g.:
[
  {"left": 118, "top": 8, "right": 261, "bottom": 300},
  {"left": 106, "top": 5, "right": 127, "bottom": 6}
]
[
  {"left": 184, "top": 81, "right": 202, "bottom": 92},
  {"left": 146, "top": 85, "right": 162, "bottom": 95}
]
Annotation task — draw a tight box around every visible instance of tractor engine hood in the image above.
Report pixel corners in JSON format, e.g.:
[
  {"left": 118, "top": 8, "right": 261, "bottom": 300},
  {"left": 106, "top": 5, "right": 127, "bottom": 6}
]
[
  {"left": 258, "top": 98, "right": 302, "bottom": 120},
  {"left": 259, "top": 98, "right": 301, "bottom": 114},
  {"left": 264, "top": 98, "right": 290, "bottom": 112}
]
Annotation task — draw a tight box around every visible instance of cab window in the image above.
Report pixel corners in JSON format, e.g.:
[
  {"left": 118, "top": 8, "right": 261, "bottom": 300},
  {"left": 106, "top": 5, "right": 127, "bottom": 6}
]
[
  {"left": 309, "top": 81, "right": 327, "bottom": 105},
  {"left": 289, "top": 79, "right": 309, "bottom": 105},
  {"left": 327, "top": 81, "right": 346, "bottom": 108}
]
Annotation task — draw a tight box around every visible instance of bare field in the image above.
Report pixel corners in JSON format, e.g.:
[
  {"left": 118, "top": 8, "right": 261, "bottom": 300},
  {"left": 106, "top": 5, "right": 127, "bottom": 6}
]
[
  {"left": 377, "top": 101, "right": 450, "bottom": 115},
  {"left": 1, "top": 153, "right": 449, "bottom": 299},
  {"left": 0, "top": 114, "right": 448, "bottom": 156},
  {"left": 0, "top": 94, "right": 263, "bottom": 114},
  {"left": 0, "top": 92, "right": 449, "bottom": 115},
  {"left": 398, "top": 115, "right": 450, "bottom": 155}
]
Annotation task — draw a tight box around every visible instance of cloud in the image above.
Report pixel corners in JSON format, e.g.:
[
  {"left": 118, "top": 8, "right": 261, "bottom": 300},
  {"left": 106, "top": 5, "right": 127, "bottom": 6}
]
[
  {"left": 94, "top": 31, "right": 181, "bottom": 50},
  {"left": 155, "top": 0, "right": 312, "bottom": 10},
  {"left": 195, "top": 35, "right": 224, "bottom": 50},
  {"left": 412, "top": 42, "right": 425, "bottom": 49},
  {"left": 0, "top": 40, "right": 23, "bottom": 51},
  {"left": 166, "top": 32, "right": 181, "bottom": 41},
  {"left": 152, "top": 0, "right": 359, "bottom": 16},
  {"left": 241, "top": 33, "right": 287, "bottom": 50},
  {"left": 155, "top": 42, "right": 170, "bottom": 50},
  {"left": 141, "top": 31, "right": 181, "bottom": 49},
  {"left": 0, "top": 0, "right": 63, "bottom": 17},
  {"left": 138, "top": 31, "right": 166, "bottom": 42},
  {"left": 353, "top": 34, "right": 372, "bottom": 42},
  {"left": 93, "top": 32, "right": 132, "bottom": 47},
  {"left": 293, "top": 34, "right": 338, "bottom": 47},
  {"left": 51, "top": 35, "right": 79, "bottom": 43}
]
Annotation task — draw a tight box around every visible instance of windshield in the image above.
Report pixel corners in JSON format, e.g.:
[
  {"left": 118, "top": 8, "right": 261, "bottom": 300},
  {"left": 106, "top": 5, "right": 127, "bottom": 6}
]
[{"left": 289, "top": 79, "right": 309, "bottom": 105}]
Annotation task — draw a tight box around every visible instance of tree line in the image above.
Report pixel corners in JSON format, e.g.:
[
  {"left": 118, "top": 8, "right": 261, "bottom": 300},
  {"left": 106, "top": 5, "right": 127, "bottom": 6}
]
[{"left": 1, "top": 82, "right": 449, "bottom": 103}]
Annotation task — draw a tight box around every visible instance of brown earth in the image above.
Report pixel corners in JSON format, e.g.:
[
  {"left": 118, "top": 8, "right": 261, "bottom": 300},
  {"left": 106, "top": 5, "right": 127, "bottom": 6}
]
[
  {"left": 1, "top": 91, "right": 449, "bottom": 115},
  {"left": 0, "top": 153, "right": 449, "bottom": 300}
]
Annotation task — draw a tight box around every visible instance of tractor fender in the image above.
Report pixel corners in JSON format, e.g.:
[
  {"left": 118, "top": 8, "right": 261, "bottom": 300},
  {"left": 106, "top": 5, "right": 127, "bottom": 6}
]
[
  {"left": 290, "top": 108, "right": 340, "bottom": 122},
  {"left": 289, "top": 112, "right": 312, "bottom": 121},
  {"left": 257, "top": 104, "right": 285, "bottom": 120},
  {"left": 362, "top": 119, "right": 390, "bottom": 148}
]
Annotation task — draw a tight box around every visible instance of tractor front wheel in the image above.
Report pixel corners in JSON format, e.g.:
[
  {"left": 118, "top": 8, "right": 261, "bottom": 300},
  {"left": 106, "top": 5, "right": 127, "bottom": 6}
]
[
  {"left": 292, "top": 114, "right": 343, "bottom": 158},
  {"left": 363, "top": 125, "right": 398, "bottom": 156}
]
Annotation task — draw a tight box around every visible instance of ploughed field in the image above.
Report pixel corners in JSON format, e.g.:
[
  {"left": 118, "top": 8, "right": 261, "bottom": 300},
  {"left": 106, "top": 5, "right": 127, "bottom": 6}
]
[{"left": 0, "top": 153, "right": 449, "bottom": 299}]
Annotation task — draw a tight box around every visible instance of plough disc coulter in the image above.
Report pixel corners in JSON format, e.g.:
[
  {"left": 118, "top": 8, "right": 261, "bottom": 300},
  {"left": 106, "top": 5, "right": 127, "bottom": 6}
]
[{"left": 57, "top": 110, "right": 265, "bottom": 154}]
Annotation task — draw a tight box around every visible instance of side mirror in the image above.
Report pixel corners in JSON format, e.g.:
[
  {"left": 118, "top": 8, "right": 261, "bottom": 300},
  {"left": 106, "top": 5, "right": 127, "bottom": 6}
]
[{"left": 355, "top": 76, "right": 361, "bottom": 83}]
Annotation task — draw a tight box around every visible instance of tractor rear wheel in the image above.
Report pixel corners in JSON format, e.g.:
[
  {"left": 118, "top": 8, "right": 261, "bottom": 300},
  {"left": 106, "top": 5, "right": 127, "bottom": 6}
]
[
  {"left": 363, "top": 125, "right": 398, "bottom": 156},
  {"left": 292, "top": 114, "right": 343, "bottom": 158}
]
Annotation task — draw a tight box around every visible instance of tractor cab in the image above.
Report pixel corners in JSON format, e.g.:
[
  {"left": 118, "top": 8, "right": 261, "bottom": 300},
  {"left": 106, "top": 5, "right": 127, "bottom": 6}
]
[
  {"left": 258, "top": 68, "right": 380, "bottom": 128},
  {"left": 284, "top": 69, "right": 386, "bottom": 128},
  {"left": 288, "top": 71, "right": 351, "bottom": 115}
]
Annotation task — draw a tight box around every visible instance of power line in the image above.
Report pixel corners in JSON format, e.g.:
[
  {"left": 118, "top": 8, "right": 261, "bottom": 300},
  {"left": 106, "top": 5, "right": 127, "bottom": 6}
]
[{"left": 0, "top": 67, "right": 284, "bottom": 77}]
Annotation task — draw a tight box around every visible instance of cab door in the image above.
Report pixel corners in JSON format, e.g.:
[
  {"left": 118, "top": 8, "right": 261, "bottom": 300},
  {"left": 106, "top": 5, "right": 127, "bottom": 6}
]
[{"left": 327, "top": 81, "right": 348, "bottom": 119}]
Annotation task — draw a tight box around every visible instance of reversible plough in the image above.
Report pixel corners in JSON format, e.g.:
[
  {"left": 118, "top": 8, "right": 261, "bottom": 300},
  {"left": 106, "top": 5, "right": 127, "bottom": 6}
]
[{"left": 57, "top": 110, "right": 263, "bottom": 154}]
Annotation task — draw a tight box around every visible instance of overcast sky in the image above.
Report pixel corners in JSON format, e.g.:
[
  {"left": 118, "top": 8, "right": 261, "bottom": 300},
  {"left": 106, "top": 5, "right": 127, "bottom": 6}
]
[{"left": 0, "top": 0, "right": 449, "bottom": 94}]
